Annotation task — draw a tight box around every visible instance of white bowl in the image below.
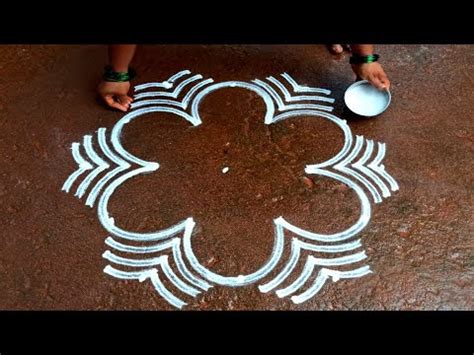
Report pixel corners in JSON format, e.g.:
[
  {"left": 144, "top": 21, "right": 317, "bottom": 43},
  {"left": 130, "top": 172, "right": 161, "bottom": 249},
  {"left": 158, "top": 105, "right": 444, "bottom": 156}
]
[{"left": 344, "top": 80, "right": 391, "bottom": 117}]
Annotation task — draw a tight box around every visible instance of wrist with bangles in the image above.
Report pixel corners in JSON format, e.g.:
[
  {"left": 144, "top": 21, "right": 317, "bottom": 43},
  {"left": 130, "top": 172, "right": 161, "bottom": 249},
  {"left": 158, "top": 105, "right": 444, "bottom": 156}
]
[
  {"left": 102, "top": 65, "right": 136, "bottom": 82},
  {"left": 350, "top": 53, "right": 380, "bottom": 64}
]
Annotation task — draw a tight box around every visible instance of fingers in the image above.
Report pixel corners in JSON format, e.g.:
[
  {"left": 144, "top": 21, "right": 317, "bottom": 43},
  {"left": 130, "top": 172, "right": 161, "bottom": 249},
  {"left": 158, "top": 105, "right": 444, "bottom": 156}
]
[
  {"left": 378, "top": 73, "right": 391, "bottom": 90},
  {"left": 97, "top": 81, "right": 132, "bottom": 112},
  {"left": 369, "top": 75, "right": 385, "bottom": 90},
  {"left": 103, "top": 95, "right": 129, "bottom": 112},
  {"left": 369, "top": 71, "right": 391, "bottom": 91},
  {"left": 350, "top": 61, "right": 391, "bottom": 91},
  {"left": 368, "top": 68, "right": 390, "bottom": 90},
  {"left": 117, "top": 95, "right": 133, "bottom": 108},
  {"left": 375, "top": 66, "right": 390, "bottom": 90}
]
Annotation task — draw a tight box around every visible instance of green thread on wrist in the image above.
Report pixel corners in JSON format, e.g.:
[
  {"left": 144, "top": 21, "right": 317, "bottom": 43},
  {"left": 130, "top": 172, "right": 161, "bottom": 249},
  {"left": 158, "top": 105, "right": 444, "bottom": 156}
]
[
  {"left": 103, "top": 65, "right": 136, "bottom": 82},
  {"left": 350, "top": 54, "right": 380, "bottom": 64}
]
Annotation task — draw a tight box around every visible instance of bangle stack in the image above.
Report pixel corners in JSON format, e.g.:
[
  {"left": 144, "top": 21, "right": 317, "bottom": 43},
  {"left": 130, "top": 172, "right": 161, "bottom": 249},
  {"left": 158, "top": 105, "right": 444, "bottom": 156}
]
[
  {"left": 103, "top": 65, "right": 137, "bottom": 82},
  {"left": 349, "top": 54, "right": 380, "bottom": 64}
]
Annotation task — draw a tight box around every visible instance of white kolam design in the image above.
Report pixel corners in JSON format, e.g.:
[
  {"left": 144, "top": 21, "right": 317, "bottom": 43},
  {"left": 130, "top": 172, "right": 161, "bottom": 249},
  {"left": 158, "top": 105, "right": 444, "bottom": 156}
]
[{"left": 62, "top": 70, "right": 399, "bottom": 309}]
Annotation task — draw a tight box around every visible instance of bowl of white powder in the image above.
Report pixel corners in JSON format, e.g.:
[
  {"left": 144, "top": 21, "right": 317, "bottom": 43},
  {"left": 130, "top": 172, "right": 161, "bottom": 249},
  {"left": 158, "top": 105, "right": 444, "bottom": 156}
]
[{"left": 344, "top": 80, "right": 391, "bottom": 117}]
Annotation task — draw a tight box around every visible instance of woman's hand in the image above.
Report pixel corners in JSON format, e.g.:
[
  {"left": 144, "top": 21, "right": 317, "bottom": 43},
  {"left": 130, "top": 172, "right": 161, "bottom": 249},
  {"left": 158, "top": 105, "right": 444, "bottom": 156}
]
[
  {"left": 97, "top": 80, "right": 133, "bottom": 112},
  {"left": 351, "top": 62, "right": 390, "bottom": 90}
]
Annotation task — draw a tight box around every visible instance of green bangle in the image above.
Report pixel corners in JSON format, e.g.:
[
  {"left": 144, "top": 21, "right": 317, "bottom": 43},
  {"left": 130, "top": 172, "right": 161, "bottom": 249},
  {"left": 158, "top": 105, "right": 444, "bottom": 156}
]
[
  {"left": 103, "top": 65, "right": 136, "bottom": 82},
  {"left": 350, "top": 54, "right": 380, "bottom": 64}
]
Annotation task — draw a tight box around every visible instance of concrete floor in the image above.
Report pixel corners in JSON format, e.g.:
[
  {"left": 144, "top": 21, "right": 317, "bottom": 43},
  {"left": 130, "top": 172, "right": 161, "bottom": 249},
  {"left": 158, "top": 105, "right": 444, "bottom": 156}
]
[{"left": 0, "top": 45, "right": 472, "bottom": 310}]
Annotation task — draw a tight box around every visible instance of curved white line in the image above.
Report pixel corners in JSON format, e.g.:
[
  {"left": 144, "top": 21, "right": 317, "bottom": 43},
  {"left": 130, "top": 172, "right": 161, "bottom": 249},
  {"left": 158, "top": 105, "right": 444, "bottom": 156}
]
[
  {"left": 253, "top": 79, "right": 333, "bottom": 113},
  {"left": 97, "top": 167, "right": 188, "bottom": 241},
  {"left": 71, "top": 142, "right": 91, "bottom": 166},
  {"left": 284, "top": 104, "right": 333, "bottom": 112},
  {"left": 297, "top": 238, "right": 362, "bottom": 253},
  {"left": 259, "top": 238, "right": 362, "bottom": 293},
  {"left": 134, "top": 70, "right": 191, "bottom": 92},
  {"left": 253, "top": 79, "right": 286, "bottom": 108},
  {"left": 191, "top": 81, "right": 276, "bottom": 125},
  {"left": 276, "top": 169, "right": 371, "bottom": 242},
  {"left": 102, "top": 239, "right": 212, "bottom": 296},
  {"left": 62, "top": 167, "right": 90, "bottom": 193},
  {"left": 146, "top": 269, "right": 187, "bottom": 309},
  {"left": 353, "top": 139, "right": 391, "bottom": 199},
  {"left": 103, "top": 250, "right": 168, "bottom": 268},
  {"left": 291, "top": 266, "right": 372, "bottom": 304},
  {"left": 96, "top": 128, "right": 131, "bottom": 167},
  {"left": 259, "top": 239, "right": 301, "bottom": 293},
  {"left": 183, "top": 218, "right": 285, "bottom": 286},
  {"left": 110, "top": 106, "right": 198, "bottom": 166},
  {"left": 168, "top": 70, "right": 192, "bottom": 83},
  {"left": 376, "top": 164, "right": 399, "bottom": 192},
  {"left": 160, "top": 256, "right": 200, "bottom": 297},
  {"left": 105, "top": 250, "right": 207, "bottom": 298},
  {"left": 104, "top": 236, "right": 212, "bottom": 291},
  {"left": 86, "top": 128, "right": 131, "bottom": 207},
  {"left": 62, "top": 142, "right": 93, "bottom": 193},
  {"left": 71, "top": 141, "right": 92, "bottom": 168},
  {"left": 273, "top": 110, "right": 353, "bottom": 169},
  {"left": 275, "top": 257, "right": 315, "bottom": 298},
  {"left": 267, "top": 76, "right": 335, "bottom": 103},
  {"left": 131, "top": 99, "right": 183, "bottom": 110},
  {"left": 134, "top": 75, "right": 203, "bottom": 100},
  {"left": 103, "top": 265, "right": 154, "bottom": 280},
  {"left": 134, "top": 81, "right": 173, "bottom": 91},
  {"left": 280, "top": 73, "right": 332, "bottom": 95},
  {"left": 276, "top": 252, "right": 367, "bottom": 298},
  {"left": 130, "top": 78, "right": 215, "bottom": 110},
  {"left": 336, "top": 134, "right": 364, "bottom": 167},
  {"left": 172, "top": 239, "right": 213, "bottom": 291},
  {"left": 75, "top": 135, "right": 109, "bottom": 198},
  {"left": 335, "top": 135, "right": 382, "bottom": 203},
  {"left": 130, "top": 79, "right": 214, "bottom": 110},
  {"left": 368, "top": 143, "right": 399, "bottom": 191},
  {"left": 180, "top": 78, "right": 214, "bottom": 109},
  {"left": 309, "top": 251, "right": 367, "bottom": 266},
  {"left": 105, "top": 237, "right": 177, "bottom": 254},
  {"left": 325, "top": 265, "right": 372, "bottom": 280},
  {"left": 294, "top": 268, "right": 329, "bottom": 303},
  {"left": 371, "top": 142, "right": 385, "bottom": 166},
  {"left": 96, "top": 106, "right": 201, "bottom": 240}
]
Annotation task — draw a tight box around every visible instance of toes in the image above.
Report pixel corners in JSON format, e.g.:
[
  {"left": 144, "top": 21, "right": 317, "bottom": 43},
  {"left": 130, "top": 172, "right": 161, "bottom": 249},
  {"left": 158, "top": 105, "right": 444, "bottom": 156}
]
[{"left": 328, "top": 44, "right": 344, "bottom": 54}]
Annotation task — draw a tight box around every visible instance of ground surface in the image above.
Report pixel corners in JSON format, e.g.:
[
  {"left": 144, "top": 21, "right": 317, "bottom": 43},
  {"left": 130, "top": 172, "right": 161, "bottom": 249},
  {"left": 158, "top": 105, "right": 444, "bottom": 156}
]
[{"left": 0, "top": 45, "right": 472, "bottom": 310}]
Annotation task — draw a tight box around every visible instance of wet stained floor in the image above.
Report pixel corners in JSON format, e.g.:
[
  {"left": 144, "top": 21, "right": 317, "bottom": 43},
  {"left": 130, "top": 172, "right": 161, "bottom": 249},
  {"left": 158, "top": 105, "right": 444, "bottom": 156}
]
[{"left": 0, "top": 45, "right": 472, "bottom": 310}]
